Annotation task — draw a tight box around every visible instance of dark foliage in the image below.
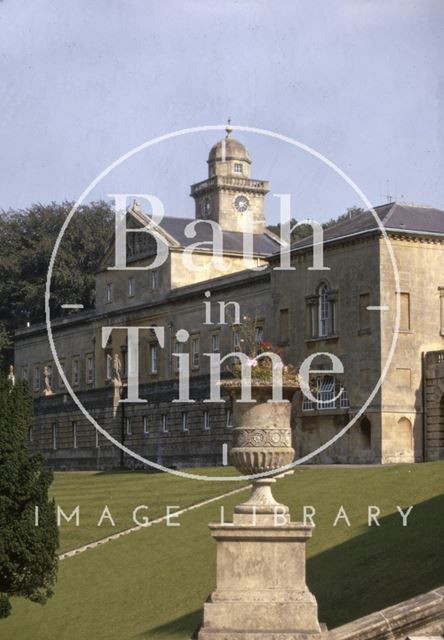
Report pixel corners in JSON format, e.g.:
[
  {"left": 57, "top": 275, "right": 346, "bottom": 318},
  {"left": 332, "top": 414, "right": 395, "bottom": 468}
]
[
  {"left": 0, "top": 201, "right": 113, "bottom": 371},
  {"left": 267, "top": 206, "right": 366, "bottom": 244},
  {"left": 0, "top": 377, "right": 58, "bottom": 617}
]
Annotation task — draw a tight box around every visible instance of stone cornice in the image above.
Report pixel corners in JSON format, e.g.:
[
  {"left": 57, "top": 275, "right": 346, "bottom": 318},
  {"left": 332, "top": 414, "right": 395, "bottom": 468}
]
[{"left": 15, "top": 269, "right": 271, "bottom": 340}]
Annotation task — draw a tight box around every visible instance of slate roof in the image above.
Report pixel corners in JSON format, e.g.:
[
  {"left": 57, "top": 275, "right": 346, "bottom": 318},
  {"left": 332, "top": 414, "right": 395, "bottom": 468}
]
[
  {"left": 160, "top": 215, "right": 280, "bottom": 255},
  {"left": 284, "top": 202, "right": 444, "bottom": 254}
]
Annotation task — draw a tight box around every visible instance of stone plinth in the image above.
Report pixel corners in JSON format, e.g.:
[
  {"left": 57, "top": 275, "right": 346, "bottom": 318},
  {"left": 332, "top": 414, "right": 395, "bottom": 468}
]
[{"left": 197, "top": 513, "right": 323, "bottom": 640}]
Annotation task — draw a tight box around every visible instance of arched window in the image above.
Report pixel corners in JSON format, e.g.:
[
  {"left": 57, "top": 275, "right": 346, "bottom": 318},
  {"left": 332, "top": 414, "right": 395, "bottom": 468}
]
[
  {"left": 397, "top": 417, "right": 413, "bottom": 455},
  {"left": 307, "top": 283, "right": 337, "bottom": 338},
  {"left": 360, "top": 417, "right": 371, "bottom": 449}
]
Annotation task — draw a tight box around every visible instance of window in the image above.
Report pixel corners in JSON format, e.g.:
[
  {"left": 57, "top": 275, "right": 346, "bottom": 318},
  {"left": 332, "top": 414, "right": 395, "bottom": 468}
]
[
  {"left": 126, "top": 417, "right": 132, "bottom": 435},
  {"left": 279, "top": 309, "right": 289, "bottom": 343},
  {"left": 162, "top": 414, "right": 168, "bottom": 433},
  {"left": 72, "top": 358, "right": 80, "bottom": 386},
  {"left": 106, "top": 352, "right": 113, "bottom": 380},
  {"left": 29, "top": 425, "right": 33, "bottom": 442},
  {"left": 52, "top": 423, "right": 57, "bottom": 450},
  {"left": 95, "top": 429, "right": 99, "bottom": 448},
  {"left": 151, "top": 270, "right": 158, "bottom": 289},
  {"left": 302, "top": 394, "right": 314, "bottom": 411},
  {"left": 22, "top": 366, "right": 28, "bottom": 381},
  {"left": 317, "top": 377, "right": 336, "bottom": 410},
  {"left": 72, "top": 422, "right": 77, "bottom": 449},
  {"left": 234, "top": 162, "right": 243, "bottom": 174},
  {"left": 339, "top": 388, "right": 350, "bottom": 409},
  {"left": 34, "top": 366, "right": 40, "bottom": 391},
  {"left": 173, "top": 340, "right": 183, "bottom": 372},
  {"left": 143, "top": 416, "right": 149, "bottom": 435},
  {"left": 359, "top": 293, "right": 370, "bottom": 333},
  {"left": 302, "top": 379, "right": 349, "bottom": 411},
  {"left": 309, "top": 284, "right": 337, "bottom": 338},
  {"left": 150, "top": 344, "right": 158, "bottom": 374},
  {"left": 400, "top": 292, "right": 411, "bottom": 331},
  {"left": 191, "top": 335, "right": 200, "bottom": 368},
  {"left": 211, "top": 333, "right": 220, "bottom": 353},
  {"left": 203, "top": 410, "right": 210, "bottom": 431},
  {"left": 319, "top": 285, "right": 329, "bottom": 337},
  {"left": 182, "top": 412, "right": 188, "bottom": 433},
  {"left": 86, "top": 355, "right": 94, "bottom": 384},
  {"left": 233, "top": 329, "right": 241, "bottom": 352},
  {"left": 128, "top": 277, "right": 135, "bottom": 297},
  {"left": 226, "top": 408, "right": 233, "bottom": 429},
  {"left": 106, "top": 283, "right": 113, "bottom": 303}
]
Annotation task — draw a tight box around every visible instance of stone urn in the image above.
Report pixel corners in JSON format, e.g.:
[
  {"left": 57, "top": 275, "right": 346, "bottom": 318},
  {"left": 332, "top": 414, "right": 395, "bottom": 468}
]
[
  {"left": 223, "top": 380, "right": 298, "bottom": 520},
  {"left": 197, "top": 379, "right": 323, "bottom": 639}
]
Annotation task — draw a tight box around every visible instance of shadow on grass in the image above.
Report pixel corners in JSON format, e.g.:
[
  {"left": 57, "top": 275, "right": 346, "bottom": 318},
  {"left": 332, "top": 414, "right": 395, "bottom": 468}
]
[
  {"left": 308, "top": 492, "right": 444, "bottom": 629},
  {"left": 92, "top": 469, "right": 163, "bottom": 476},
  {"left": 136, "top": 609, "right": 202, "bottom": 639},
  {"left": 132, "top": 493, "right": 444, "bottom": 637}
]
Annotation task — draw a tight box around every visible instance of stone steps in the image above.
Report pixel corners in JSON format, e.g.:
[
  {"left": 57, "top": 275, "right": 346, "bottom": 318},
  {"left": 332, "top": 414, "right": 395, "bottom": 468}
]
[{"left": 326, "top": 586, "right": 444, "bottom": 639}]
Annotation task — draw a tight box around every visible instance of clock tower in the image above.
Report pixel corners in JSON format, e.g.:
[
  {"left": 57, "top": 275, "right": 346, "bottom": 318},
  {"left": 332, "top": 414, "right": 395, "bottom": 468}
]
[{"left": 190, "top": 121, "right": 269, "bottom": 233}]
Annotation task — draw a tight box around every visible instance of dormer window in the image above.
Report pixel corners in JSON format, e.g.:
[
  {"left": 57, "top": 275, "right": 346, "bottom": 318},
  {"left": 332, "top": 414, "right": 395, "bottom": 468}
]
[{"left": 234, "top": 162, "right": 243, "bottom": 174}]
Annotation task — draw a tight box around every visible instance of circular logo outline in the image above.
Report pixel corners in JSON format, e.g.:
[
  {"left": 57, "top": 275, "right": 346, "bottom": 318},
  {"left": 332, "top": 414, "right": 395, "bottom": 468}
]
[{"left": 45, "top": 124, "right": 401, "bottom": 482}]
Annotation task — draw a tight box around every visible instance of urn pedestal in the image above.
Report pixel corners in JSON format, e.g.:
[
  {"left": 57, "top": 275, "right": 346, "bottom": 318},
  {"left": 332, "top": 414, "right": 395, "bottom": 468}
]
[{"left": 196, "top": 383, "right": 323, "bottom": 640}]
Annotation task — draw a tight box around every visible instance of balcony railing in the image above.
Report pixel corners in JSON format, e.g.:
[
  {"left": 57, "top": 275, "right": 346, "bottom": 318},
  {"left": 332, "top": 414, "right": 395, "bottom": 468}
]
[
  {"left": 426, "top": 350, "right": 444, "bottom": 365},
  {"left": 191, "top": 176, "right": 269, "bottom": 195}
]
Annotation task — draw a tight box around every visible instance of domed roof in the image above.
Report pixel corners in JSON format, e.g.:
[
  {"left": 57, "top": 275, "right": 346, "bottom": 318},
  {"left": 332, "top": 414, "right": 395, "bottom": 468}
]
[{"left": 208, "top": 123, "right": 251, "bottom": 164}]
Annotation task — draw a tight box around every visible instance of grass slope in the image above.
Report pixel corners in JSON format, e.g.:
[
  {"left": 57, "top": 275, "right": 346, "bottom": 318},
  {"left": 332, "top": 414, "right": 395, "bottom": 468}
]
[
  {"left": 1, "top": 462, "right": 443, "bottom": 640},
  {"left": 51, "top": 468, "right": 246, "bottom": 552}
]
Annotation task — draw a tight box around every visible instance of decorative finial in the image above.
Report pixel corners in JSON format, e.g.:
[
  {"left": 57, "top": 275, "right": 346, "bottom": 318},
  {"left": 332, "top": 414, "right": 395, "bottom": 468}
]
[
  {"left": 132, "top": 199, "right": 142, "bottom": 214},
  {"left": 225, "top": 117, "right": 232, "bottom": 138}
]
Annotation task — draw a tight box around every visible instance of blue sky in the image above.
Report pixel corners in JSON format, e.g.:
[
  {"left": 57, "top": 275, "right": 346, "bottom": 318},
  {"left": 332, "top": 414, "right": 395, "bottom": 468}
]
[{"left": 1, "top": 0, "right": 443, "bottom": 224}]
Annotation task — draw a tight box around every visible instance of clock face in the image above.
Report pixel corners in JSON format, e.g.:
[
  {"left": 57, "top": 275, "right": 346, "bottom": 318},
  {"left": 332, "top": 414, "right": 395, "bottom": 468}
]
[
  {"left": 203, "top": 197, "right": 211, "bottom": 217},
  {"left": 234, "top": 194, "right": 249, "bottom": 213}
]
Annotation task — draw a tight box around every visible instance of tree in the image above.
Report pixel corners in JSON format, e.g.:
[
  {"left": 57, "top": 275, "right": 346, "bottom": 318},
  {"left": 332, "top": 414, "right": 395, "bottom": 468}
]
[
  {"left": 267, "top": 217, "right": 314, "bottom": 244},
  {"left": 267, "top": 207, "right": 366, "bottom": 243},
  {"left": 323, "top": 206, "right": 365, "bottom": 229},
  {"left": 0, "top": 326, "right": 12, "bottom": 373},
  {"left": 0, "top": 377, "right": 58, "bottom": 618},
  {"left": 0, "top": 200, "right": 113, "bottom": 372}
]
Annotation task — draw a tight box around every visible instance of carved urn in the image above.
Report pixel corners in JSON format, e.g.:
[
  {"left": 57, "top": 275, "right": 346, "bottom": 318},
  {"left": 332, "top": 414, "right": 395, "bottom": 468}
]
[{"left": 223, "top": 380, "right": 298, "bottom": 518}]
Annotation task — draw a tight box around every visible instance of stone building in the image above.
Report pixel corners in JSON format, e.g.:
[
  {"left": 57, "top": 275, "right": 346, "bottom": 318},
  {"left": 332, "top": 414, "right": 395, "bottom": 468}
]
[{"left": 14, "top": 126, "right": 444, "bottom": 469}]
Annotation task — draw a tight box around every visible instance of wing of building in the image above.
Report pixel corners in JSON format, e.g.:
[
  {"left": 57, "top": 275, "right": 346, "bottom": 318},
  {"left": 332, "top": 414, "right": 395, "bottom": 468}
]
[{"left": 14, "top": 128, "right": 444, "bottom": 469}]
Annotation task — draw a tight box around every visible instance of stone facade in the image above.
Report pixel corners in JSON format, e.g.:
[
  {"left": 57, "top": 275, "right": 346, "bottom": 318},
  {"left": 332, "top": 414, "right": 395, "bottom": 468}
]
[
  {"left": 14, "top": 129, "right": 444, "bottom": 470},
  {"left": 424, "top": 350, "right": 444, "bottom": 461}
]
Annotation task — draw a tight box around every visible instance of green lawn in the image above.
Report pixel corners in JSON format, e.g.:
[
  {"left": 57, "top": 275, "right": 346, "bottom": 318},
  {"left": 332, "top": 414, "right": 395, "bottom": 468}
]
[
  {"left": 50, "top": 468, "right": 246, "bottom": 552},
  {"left": 1, "top": 462, "right": 443, "bottom": 640}
]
